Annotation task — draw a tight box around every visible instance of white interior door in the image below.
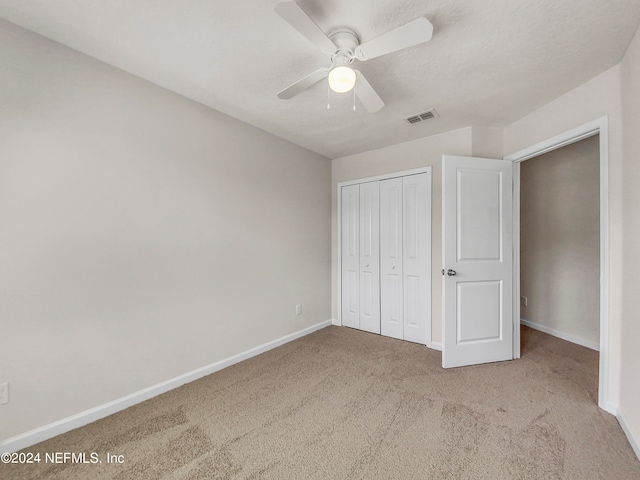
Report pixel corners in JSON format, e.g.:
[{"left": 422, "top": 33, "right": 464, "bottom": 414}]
[
  {"left": 380, "top": 177, "right": 403, "bottom": 339},
  {"left": 341, "top": 184, "right": 359, "bottom": 329},
  {"left": 442, "top": 156, "right": 513, "bottom": 368},
  {"left": 403, "top": 173, "right": 431, "bottom": 344},
  {"left": 359, "top": 181, "right": 380, "bottom": 333}
]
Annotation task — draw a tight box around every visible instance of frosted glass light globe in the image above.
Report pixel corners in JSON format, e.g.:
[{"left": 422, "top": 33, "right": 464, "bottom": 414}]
[{"left": 328, "top": 66, "right": 356, "bottom": 93}]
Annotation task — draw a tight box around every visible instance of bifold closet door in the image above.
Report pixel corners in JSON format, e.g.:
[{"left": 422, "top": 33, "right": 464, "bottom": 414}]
[
  {"left": 341, "top": 182, "right": 380, "bottom": 333},
  {"left": 341, "top": 184, "right": 360, "bottom": 329},
  {"left": 402, "top": 173, "right": 430, "bottom": 344},
  {"left": 359, "top": 181, "right": 380, "bottom": 333},
  {"left": 342, "top": 173, "right": 429, "bottom": 342},
  {"left": 380, "top": 178, "right": 404, "bottom": 339},
  {"left": 380, "top": 173, "right": 430, "bottom": 344}
]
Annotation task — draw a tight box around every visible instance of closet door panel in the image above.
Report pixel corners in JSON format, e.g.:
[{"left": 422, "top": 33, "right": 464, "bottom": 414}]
[
  {"left": 403, "top": 173, "right": 431, "bottom": 344},
  {"left": 359, "top": 181, "right": 380, "bottom": 334},
  {"left": 380, "top": 177, "right": 403, "bottom": 339},
  {"left": 341, "top": 184, "right": 360, "bottom": 329}
]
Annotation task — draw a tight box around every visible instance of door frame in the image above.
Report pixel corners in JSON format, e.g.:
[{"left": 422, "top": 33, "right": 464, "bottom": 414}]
[
  {"left": 504, "top": 116, "right": 611, "bottom": 413},
  {"left": 336, "top": 167, "right": 433, "bottom": 347}
]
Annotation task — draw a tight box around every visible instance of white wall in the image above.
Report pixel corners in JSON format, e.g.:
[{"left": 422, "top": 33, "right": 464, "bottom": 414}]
[
  {"left": 0, "top": 19, "right": 331, "bottom": 442},
  {"left": 620, "top": 22, "right": 640, "bottom": 454},
  {"left": 520, "top": 136, "right": 600, "bottom": 346},
  {"left": 471, "top": 127, "right": 504, "bottom": 159},
  {"left": 503, "top": 65, "right": 623, "bottom": 408}
]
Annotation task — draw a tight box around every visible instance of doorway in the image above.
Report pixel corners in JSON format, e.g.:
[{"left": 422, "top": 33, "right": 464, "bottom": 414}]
[
  {"left": 519, "top": 135, "right": 600, "bottom": 349},
  {"left": 507, "top": 117, "right": 610, "bottom": 412}
]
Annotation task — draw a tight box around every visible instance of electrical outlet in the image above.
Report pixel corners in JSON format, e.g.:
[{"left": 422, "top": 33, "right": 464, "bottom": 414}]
[
  {"left": 0, "top": 382, "right": 8, "bottom": 405},
  {"left": 521, "top": 296, "right": 528, "bottom": 307},
  {"left": 296, "top": 304, "right": 302, "bottom": 315}
]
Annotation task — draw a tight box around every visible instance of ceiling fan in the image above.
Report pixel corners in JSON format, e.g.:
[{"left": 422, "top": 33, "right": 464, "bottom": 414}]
[{"left": 274, "top": 1, "right": 434, "bottom": 113}]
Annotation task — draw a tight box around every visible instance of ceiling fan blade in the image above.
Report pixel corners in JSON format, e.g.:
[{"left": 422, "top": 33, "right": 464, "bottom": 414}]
[
  {"left": 277, "top": 68, "right": 330, "bottom": 99},
  {"left": 355, "top": 17, "right": 433, "bottom": 61},
  {"left": 275, "top": 1, "right": 336, "bottom": 53},
  {"left": 354, "top": 70, "right": 384, "bottom": 113}
]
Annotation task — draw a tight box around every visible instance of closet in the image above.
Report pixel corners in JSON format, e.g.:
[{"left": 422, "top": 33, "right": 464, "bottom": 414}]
[{"left": 340, "top": 170, "right": 431, "bottom": 344}]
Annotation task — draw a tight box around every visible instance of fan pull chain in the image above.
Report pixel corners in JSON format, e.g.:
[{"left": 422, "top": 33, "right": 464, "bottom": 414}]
[
  {"left": 327, "top": 82, "right": 331, "bottom": 110},
  {"left": 353, "top": 89, "right": 356, "bottom": 111}
]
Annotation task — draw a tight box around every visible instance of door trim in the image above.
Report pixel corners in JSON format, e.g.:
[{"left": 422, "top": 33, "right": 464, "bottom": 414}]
[
  {"left": 504, "top": 116, "right": 611, "bottom": 413},
  {"left": 336, "top": 167, "right": 433, "bottom": 347}
]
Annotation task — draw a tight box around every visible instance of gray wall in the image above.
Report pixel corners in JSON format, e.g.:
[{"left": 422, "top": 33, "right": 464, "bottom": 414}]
[
  {"left": 520, "top": 135, "right": 600, "bottom": 346},
  {"left": 0, "top": 19, "right": 331, "bottom": 441},
  {"left": 620, "top": 20, "right": 640, "bottom": 454}
]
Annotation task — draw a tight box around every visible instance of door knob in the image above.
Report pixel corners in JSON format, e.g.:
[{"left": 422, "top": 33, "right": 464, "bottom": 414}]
[{"left": 447, "top": 269, "right": 457, "bottom": 276}]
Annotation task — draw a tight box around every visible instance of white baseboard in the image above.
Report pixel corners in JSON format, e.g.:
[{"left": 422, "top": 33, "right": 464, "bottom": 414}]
[
  {"left": 603, "top": 400, "right": 618, "bottom": 416},
  {"left": 331, "top": 318, "right": 340, "bottom": 326},
  {"left": 520, "top": 318, "right": 599, "bottom": 351},
  {"left": 617, "top": 410, "right": 640, "bottom": 461},
  {"left": 1, "top": 320, "right": 332, "bottom": 454}
]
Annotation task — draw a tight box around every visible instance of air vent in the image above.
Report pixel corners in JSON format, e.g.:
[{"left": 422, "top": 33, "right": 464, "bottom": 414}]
[{"left": 404, "top": 108, "right": 439, "bottom": 125}]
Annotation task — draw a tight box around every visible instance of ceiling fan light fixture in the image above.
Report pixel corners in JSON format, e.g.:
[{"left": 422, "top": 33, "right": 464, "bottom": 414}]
[{"left": 328, "top": 65, "right": 356, "bottom": 93}]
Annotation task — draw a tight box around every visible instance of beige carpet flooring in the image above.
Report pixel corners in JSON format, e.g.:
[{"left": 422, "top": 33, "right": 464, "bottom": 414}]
[{"left": 4, "top": 325, "right": 640, "bottom": 479}]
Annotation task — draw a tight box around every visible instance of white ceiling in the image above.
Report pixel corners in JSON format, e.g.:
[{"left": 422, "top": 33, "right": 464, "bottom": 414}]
[{"left": 0, "top": 0, "right": 639, "bottom": 159}]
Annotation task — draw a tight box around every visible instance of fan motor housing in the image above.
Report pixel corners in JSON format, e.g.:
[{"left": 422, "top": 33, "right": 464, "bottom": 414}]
[{"left": 328, "top": 26, "right": 360, "bottom": 59}]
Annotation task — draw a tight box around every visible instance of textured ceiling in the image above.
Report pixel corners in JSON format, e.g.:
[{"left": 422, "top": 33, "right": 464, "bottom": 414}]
[{"left": 0, "top": 0, "right": 639, "bottom": 159}]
